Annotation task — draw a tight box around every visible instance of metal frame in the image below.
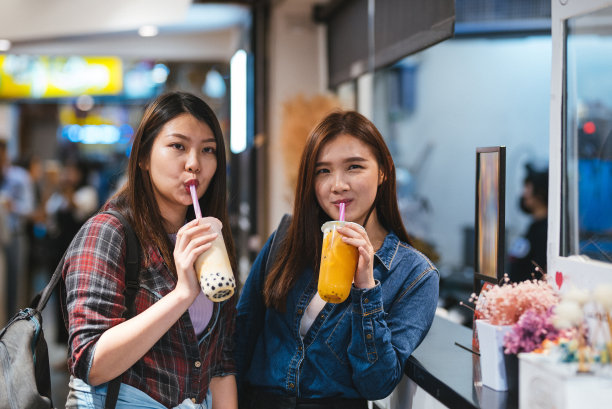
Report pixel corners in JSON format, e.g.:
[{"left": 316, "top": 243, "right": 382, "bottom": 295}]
[
  {"left": 474, "top": 146, "right": 506, "bottom": 293},
  {"left": 548, "top": 0, "right": 612, "bottom": 289}
]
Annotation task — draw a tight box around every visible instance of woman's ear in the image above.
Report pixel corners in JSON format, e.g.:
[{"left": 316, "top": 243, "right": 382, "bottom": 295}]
[{"left": 378, "top": 169, "right": 385, "bottom": 186}]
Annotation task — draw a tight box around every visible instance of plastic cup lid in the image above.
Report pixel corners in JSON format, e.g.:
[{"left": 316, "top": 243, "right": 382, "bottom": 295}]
[{"left": 321, "top": 220, "right": 364, "bottom": 233}]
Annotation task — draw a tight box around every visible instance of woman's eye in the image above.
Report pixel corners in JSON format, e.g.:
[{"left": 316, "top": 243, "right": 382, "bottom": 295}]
[
  {"left": 171, "top": 143, "right": 184, "bottom": 150},
  {"left": 315, "top": 168, "right": 329, "bottom": 175},
  {"left": 348, "top": 164, "right": 363, "bottom": 170},
  {"left": 203, "top": 147, "right": 216, "bottom": 154}
]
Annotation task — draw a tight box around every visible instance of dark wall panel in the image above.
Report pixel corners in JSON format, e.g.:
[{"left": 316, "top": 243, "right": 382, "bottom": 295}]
[{"left": 323, "top": 0, "right": 455, "bottom": 88}]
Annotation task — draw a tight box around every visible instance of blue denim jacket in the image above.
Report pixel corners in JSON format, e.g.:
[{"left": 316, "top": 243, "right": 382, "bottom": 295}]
[{"left": 234, "top": 229, "right": 439, "bottom": 400}]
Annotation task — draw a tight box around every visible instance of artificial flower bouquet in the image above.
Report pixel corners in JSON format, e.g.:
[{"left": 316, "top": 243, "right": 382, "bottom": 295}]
[
  {"left": 464, "top": 273, "right": 562, "bottom": 391},
  {"left": 518, "top": 284, "right": 612, "bottom": 408},
  {"left": 468, "top": 273, "right": 562, "bottom": 354},
  {"left": 549, "top": 284, "right": 612, "bottom": 375}
]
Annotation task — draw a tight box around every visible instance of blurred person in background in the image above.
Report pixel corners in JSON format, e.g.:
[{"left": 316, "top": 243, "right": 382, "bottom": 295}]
[
  {"left": 15, "top": 154, "right": 47, "bottom": 302},
  {"left": 45, "top": 158, "right": 99, "bottom": 343},
  {"left": 0, "top": 139, "right": 35, "bottom": 317},
  {"left": 508, "top": 164, "right": 549, "bottom": 282},
  {"left": 0, "top": 188, "right": 10, "bottom": 323}
]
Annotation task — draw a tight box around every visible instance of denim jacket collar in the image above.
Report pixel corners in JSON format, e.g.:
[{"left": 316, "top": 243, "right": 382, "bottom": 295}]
[{"left": 374, "top": 231, "right": 400, "bottom": 271}]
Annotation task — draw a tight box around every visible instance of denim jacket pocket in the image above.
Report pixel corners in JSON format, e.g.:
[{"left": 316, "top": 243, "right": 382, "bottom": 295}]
[{"left": 325, "top": 306, "right": 351, "bottom": 365}]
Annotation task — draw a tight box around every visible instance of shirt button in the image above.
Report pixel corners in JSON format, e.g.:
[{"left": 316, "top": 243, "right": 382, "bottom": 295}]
[
  {"left": 289, "top": 383, "right": 295, "bottom": 389},
  {"left": 297, "top": 309, "right": 303, "bottom": 314},
  {"left": 194, "top": 361, "right": 202, "bottom": 368},
  {"left": 366, "top": 333, "right": 372, "bottom": 340},
  {"left": 298, "top": 346, "right": 303, "bottom": 351},
  {"left": 320, "top": 314, "right": 325, "bottom": 319},
  {"left": 364, "top": 298, "right": 369, "bottom": 303}
]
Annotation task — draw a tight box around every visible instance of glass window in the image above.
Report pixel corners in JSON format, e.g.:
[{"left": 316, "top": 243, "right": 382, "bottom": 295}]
[{"left": 563, "top": 5, "right": 612, "bottom": 263}]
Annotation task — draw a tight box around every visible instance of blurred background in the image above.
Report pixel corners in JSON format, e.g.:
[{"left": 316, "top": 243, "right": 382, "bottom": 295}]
[{"left": 2, "top": 0, "right": 611, "bottom": 406}]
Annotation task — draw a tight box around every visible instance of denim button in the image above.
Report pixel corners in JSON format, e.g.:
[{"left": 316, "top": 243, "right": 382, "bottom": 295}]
[
  {"left": 364, "top": 298, "right": 369, "bottom": 303},
  {"left": 289, "top": 383, "right": 295, "bottom": 389},
  {"left": 297, "top": 309, "right": 303, "bottom": 314},
  {"left": 366, "top": 333, "right": 372, "bottom": 340},
  {"left": 194, "top": 361, "right": 202, "bottom": 368}
]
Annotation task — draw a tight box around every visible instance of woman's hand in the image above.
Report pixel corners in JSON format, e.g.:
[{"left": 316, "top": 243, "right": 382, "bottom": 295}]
[
  {"left": 172, "top": 218, "right": 218, "bottom": 301},
  {"left": 338, "top": 224, "right": 376, "bottom": 289}
]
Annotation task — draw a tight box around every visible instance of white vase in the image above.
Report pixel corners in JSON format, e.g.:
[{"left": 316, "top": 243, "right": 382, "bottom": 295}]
[{"left": 476, "top": 319, "right": 513, "bottom": 391}]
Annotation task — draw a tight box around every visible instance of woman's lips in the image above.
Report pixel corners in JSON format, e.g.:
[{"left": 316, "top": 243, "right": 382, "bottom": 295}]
[{"left": 184, "top": 179, "right": 199, "bottom": 193}]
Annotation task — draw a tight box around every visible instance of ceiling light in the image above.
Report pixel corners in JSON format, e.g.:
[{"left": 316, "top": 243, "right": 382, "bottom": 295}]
[
  {"left": 202, "top": 68, "right": 226, "bottom": 99},
  {"left": 0, "top": 39, "right": 11, "bottom": 52},
  {"left": 138, "top": 25, "right": 159, "bottom": 37},
  {"left": 230, "top": 49, "right": 247, "bottom": 154},
  {"left": 76, "top": 94, "right": 95, "bottom": 111}
]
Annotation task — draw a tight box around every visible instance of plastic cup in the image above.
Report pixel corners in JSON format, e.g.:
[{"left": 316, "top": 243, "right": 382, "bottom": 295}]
[
  {"left": 194, "top": 217, "right": 235, "bottom": 302},
  {"left": 317, "top": 221, "right": 362, "bottom": 303}
]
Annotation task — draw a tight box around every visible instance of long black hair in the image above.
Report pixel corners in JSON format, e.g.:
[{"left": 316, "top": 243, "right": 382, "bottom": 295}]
[{"left": 109, "top": 91, "right": 236, "bottom": 275}]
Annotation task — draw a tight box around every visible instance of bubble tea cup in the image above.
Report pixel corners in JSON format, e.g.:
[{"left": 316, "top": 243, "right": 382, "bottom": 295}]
[
  {"left": 195, "top": 217, "right": 236, "bottom": 302},
  {"left": 318, "top": 221, "right": 362, "bottom": 303}
]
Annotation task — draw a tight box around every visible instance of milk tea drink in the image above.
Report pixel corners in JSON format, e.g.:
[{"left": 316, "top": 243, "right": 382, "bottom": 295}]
[
  {"left": 317, "top": 221, "right": 361, "bottom": 303},
  {"left": 195, "top": 217, "right": 235, "bottom": 302}
]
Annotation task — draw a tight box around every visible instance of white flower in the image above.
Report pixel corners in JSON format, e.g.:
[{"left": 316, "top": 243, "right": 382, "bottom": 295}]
[
  {"left": 553, "top": 301, "right": 584, "bottom": 329},
  {"left": 563, "top": 287, "right": 591, "bottom": 306},
  {"left": 593, "top": 284, "right": 612, "bottom": 311}
]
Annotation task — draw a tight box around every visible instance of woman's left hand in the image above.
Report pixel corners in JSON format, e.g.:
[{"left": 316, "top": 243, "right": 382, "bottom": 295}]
[{"left": 338, "top": 224, "right": 376, "bottom": 289}]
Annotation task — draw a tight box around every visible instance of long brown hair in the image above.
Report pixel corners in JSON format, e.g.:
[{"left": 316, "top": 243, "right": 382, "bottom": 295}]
[
  {"left": 107, "top": 91, "right": 237, "bottom": 275},
  {"left": 263, "top": 110, "right": 409, "bottom": 310}
]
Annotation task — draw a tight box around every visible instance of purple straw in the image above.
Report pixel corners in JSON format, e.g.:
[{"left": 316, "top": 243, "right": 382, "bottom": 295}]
[
  {"left": 189, "top": 184, "right": 202, "bottom": 219},
  {"left": 339, "top": 202, "right": 345, "bottom": 221}
]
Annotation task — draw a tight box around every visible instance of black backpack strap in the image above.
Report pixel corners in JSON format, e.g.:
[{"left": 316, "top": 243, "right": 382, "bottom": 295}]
[
  {"left": 265, "top": 214, "right": 292, "bottom": 276},
  {"left": 102, "top": 210, "right": 141, "bottom": 409}
]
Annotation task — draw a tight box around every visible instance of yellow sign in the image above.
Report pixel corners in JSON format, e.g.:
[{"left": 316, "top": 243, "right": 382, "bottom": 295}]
[{"left": 0, "top": 56, "right": 122, "bottom": 98}]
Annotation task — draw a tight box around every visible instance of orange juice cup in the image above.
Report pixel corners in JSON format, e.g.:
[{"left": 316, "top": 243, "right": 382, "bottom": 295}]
[{"left": 318, "top": 221, "right": 362, "bottom": 303}]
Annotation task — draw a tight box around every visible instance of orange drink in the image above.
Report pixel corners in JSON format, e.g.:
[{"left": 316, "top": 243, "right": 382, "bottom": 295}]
[{"left": 318, "top": 221, "right": 361, "bottom": 303}]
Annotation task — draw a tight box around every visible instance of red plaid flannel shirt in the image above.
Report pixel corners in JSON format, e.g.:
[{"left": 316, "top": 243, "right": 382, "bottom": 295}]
[{"left": 61, "top": 211, "right": 236, "bottom": 407}]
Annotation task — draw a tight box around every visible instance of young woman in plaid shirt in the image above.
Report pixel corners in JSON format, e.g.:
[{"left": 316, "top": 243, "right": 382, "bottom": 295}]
[{"left": 62, "top": 92, "right": 238, "bottom": 408}]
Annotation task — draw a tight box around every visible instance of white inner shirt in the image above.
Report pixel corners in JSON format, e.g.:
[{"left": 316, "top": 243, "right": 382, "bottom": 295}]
[{"left": 299, "top": 292, "right": 327, "bottom": 339}]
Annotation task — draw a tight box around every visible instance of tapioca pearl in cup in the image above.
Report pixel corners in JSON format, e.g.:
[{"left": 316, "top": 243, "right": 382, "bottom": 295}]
[{"left": 213, "top": 289, "right": 232, "bottom": 300}]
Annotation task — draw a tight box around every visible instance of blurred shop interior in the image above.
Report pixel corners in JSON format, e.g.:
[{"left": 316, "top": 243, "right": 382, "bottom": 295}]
[
  {"left": 3, "top": 0, "right": 612, "bottom": 406},
  {"left": 1, "top": 0, "right": 612, "bottom": 368},
  {"left": 0, "top": 0, "right": 560, "bottom": 326}
]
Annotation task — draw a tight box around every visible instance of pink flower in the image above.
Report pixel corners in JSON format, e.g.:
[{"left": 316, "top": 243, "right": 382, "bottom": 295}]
[
  {"left": 503, "top": 307, "right": 560, "bottom": 354},
  {"left": 474, "top": 277, "right": 559, "bottom": 326}
]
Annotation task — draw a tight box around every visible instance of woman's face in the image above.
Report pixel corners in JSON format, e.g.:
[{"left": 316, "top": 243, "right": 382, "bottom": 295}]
[
  {"left": 314, "top": 133, "right": 383, "bottom": 226},
  {"left": 144, "top": 113, "right": 217, "bottom": 218}
]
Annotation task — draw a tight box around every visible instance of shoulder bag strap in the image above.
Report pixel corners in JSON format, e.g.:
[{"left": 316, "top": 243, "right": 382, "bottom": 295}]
[
  {"left": 35, "top": 252, "right": 67, "bottom": 311},
  {"left": 102, "top": 210, "right": 141, "bottom": 409}
]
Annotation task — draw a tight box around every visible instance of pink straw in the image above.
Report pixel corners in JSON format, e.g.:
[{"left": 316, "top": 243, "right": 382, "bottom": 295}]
[
  {"left": 339, "top": 202, "right": 345, "bottom": 221},
  {"left": 189, "top": 184, "right": 202, "bottom": 219}
]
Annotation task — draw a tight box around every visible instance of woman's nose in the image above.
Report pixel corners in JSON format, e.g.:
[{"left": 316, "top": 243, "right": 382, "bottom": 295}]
[
  {"left": 332, "top": 174, "right": 349, "bottom": 192},
  {"left": 186, "top": 151, "right": 200, "bottom": 174}
]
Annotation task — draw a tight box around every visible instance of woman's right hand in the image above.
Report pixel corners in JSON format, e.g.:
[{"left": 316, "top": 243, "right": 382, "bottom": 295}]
[{"left": 172, "top": 218, "right": 218, "bottom": 302}]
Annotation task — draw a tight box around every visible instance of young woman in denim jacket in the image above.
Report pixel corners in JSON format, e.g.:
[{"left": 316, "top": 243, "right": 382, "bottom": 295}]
[
  {"left": 62, "top": 92, "right": 238, "bottom": 408},
  {"left": 235, "top": 111, "right": 440, "bottom": 409}
]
